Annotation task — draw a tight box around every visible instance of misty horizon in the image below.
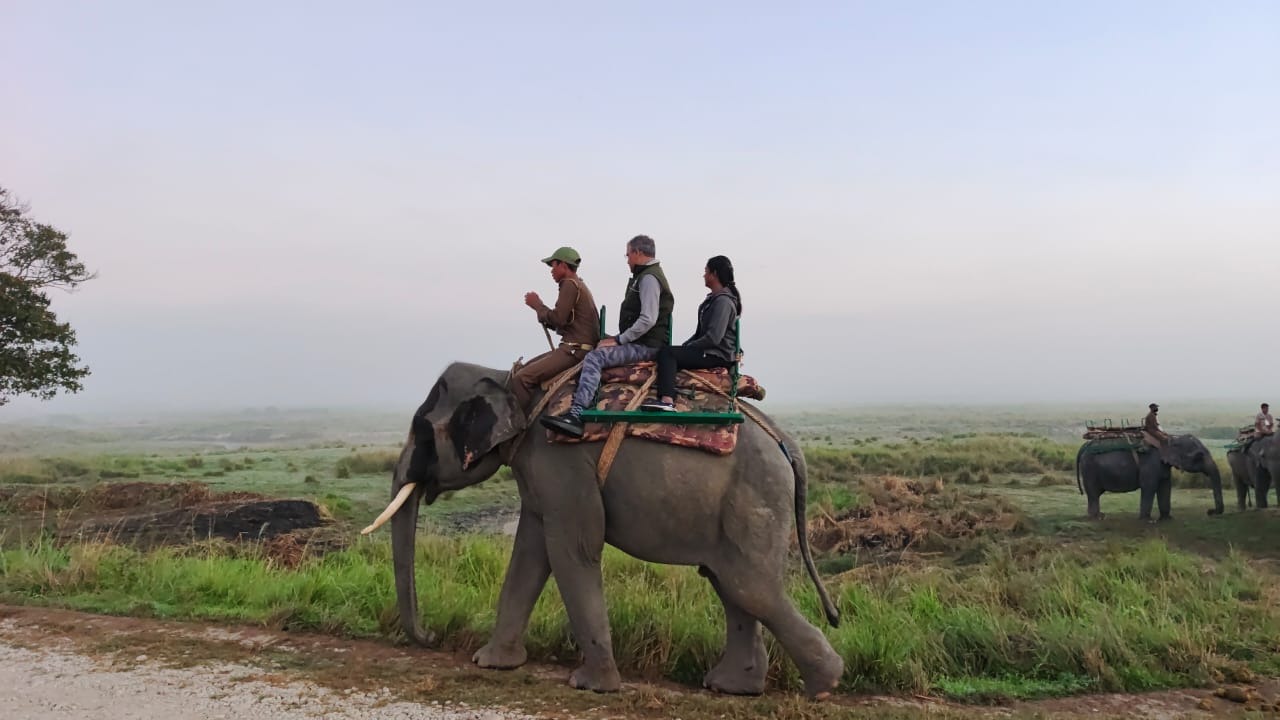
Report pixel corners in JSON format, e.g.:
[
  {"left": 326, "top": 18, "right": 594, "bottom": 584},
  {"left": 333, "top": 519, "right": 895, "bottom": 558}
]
[{"left": 3, "top": 2, "right": 1277, "bottom": 417}]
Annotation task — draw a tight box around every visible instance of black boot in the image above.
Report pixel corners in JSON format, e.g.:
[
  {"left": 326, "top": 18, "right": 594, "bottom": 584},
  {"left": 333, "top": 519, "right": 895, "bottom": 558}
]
[{"left": 541, "top": 411, "right": 585, "bottom": 439}]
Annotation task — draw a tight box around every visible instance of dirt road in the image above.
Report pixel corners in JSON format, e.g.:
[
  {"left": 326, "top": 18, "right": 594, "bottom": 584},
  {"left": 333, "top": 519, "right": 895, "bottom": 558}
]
[
  {"left": 0, "top": 606, "right": 540, "bottom": 720},
  {"left": 0, "top": 605, "right": 1264, "bottom": 720},
  {"left": 1, "top": 641, "right": 524, "bottom": 720}
]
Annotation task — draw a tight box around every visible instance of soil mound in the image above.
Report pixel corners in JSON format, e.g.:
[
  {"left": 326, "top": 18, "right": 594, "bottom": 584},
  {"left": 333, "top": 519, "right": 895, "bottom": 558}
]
[
  {"left": 809, "top": 475, "right": 1027, "bottom": 553},
  {"left": 2, "top": 481, "right": 334, "bottom": 558},
  {"left": 64, "top": 499, "right": 326, "bottom": 547}
]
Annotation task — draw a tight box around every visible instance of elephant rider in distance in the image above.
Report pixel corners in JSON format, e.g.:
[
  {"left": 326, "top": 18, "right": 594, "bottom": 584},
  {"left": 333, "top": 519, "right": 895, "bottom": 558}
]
[
  {"left": 512, "top": 247, "right": 601, "bottom": 409},
  {"left": 1143, "top": 403, "right": 1173, "bottom": 462},
  {"left": 1256, "top": 403, "right": 1275, "bottom": 437},
  {"left": 542, "top": 234, "right": 674, "bottom": 438}
]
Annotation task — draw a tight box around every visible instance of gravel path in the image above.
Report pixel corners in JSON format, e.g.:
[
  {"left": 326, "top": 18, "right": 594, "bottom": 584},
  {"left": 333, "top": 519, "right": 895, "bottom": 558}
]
[{"left": 1, "top": 639, "right": 531, "bottom": 720}]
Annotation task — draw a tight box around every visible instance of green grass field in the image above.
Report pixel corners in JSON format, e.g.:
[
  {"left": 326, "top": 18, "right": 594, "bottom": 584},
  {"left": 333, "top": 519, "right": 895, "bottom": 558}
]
[{"left": 1, "top": 408, "right": 1276, "bottom": 703}]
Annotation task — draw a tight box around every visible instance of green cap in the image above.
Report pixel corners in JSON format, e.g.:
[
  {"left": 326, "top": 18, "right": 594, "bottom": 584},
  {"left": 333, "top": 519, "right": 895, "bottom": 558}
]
[{"left": 541, "top": 246, "right": 581, "bottom": 267}]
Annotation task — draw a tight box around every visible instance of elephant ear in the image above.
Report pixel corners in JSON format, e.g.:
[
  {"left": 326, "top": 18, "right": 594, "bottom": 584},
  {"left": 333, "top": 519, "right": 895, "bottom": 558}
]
[{"left": 448, "top": 377, "right": 523, "bottom": 470}]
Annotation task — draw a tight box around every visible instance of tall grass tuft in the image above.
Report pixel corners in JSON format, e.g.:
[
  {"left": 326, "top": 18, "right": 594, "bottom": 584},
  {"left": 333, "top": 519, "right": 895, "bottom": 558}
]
[{"left": 335, "top": 450, "right": 399, "bottom": 477}]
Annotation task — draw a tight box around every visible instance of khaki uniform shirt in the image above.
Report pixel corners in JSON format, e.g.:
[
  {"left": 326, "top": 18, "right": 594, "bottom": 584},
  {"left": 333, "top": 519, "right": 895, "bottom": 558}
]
[
  {"left": 1257, "top": 411, "right": 1274, "bottom": 434},
  {"left": 1143, "top": 411, "right": 1162, "bottom": 435},
  {"left": 536, "top": 277, "right": 600, "bottom": 349}
]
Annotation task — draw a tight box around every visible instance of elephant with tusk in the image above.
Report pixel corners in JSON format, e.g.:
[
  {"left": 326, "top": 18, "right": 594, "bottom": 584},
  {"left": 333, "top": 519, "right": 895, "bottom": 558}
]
[{"left": 363, "top": 362, "right": 844, "bottom": 698}]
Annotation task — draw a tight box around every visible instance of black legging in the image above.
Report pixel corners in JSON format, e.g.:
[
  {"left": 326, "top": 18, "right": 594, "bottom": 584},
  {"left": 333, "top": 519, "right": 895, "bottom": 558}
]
[{"left": 656, "top": 345, "right": 733, "bottom": 400}]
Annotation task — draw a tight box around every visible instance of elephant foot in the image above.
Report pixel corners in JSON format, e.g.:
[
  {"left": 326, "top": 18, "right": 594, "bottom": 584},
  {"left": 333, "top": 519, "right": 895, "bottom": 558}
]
[
  {"left": 798, "top": 646, "right": 844, "bottom": 700},
  {"left": 472, "top": 641, "right": 528, "bottom": 669},
  {"left": 1158, "top": 515, "right": 1173, "bottom": 523},
  {"left": 569, "top": 663, "right": 621, "bottom": 693},
  {"left": 703, "top": 655, "right": 767, "bottom": 696},
  {"left": 1087, "top": 513, "right": 1104, "bottom": 521}
]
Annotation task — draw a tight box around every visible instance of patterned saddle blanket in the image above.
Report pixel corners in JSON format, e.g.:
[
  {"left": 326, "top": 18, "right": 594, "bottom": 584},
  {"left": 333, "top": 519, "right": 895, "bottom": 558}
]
[
  {"left": 1080, "top": 436, "right": 1149, "bottom": 457},
  {"left": 544, "top": 363, "right": 765, "bottom": 455},
  {"left": 1227, "top": 427, "right": 1260, "bottom": 453}
]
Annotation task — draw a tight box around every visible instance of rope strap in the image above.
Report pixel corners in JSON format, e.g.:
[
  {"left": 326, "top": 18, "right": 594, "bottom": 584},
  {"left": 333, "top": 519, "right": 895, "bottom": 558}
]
[
  {"left": 500, "top": 362, "right": 583, "bottom": 465},
  {"left": 595, "top": 373, "right": 657, "bottom": 485}
]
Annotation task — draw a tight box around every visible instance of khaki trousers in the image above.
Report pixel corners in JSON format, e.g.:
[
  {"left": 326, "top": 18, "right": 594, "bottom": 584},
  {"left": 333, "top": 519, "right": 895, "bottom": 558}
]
[{"left": 512, "top": 347, "right": 582, "bottom": 408}]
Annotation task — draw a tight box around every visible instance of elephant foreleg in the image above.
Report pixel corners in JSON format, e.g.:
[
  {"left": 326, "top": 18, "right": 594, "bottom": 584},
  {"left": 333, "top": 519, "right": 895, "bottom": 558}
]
[
  {"left": 473, "top": 508, "right": 550, "bottom": 669},
  {"left": 701, "top": 570, "right": 767, "bottom": 695},
  {"left": 1257, "top": 469, "right": 1273, "bottom": 509},
  {"left": 1138, "top": 466, "right": 1158, "bottom": 521},
  {"left": 710, "top": 559, "right": 843, "bottom": 699},
  {"left": 1138, "top": 488, "right": 1156, "bottom": 520},
  {"left": 544, "top": 512, "right": 620, "bottom": 692},
  {"left": 1157, "top": 479, "right": 1172, "bottom": 520}
]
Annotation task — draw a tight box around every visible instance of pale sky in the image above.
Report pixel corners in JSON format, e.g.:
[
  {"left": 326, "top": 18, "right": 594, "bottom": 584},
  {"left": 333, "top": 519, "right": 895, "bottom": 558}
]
[{"left": 2, "top": 1, "right": 1277, "bottom": 415}]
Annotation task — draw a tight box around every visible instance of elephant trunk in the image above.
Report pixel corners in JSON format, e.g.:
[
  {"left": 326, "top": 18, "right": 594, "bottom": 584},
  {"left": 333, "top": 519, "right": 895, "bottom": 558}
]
[
  {"left": 1205, "top": 457, "right": 1225, "bottom": 515},
  {"left": 391, "top": 476, "right": 434, "bottom": 645}
]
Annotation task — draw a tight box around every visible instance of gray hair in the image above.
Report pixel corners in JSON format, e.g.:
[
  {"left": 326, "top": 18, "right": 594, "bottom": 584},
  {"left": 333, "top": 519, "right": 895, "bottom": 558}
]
[{"left": 627, "top": 234, "right": 656, "bottom": 257}]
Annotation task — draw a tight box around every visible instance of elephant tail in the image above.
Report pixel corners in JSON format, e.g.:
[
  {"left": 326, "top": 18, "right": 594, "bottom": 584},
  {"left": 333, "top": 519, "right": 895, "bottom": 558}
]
[
  {"left": 781, "top": 440, "right": 841, "bottom": 628},
  {"left": 1075, "top": 443, "right": 1087, "bottom": 495}
]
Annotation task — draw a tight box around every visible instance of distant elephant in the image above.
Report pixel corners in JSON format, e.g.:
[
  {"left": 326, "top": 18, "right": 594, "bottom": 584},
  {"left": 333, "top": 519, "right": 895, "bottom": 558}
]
[
  {"left": 1075, "top": 434, "right": 1224, "bottom": 521},
  {"left": 1227, "top": 449, "right": 1256, "bottom": 510},
  {"left": 1242, "top": 434, "right": 1279, "bottom": 508},
  {"left": 365, "top": 363, "right": 844, "bottom": 698}
]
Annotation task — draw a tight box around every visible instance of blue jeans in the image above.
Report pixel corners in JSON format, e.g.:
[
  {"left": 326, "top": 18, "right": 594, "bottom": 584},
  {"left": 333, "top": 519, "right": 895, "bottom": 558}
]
[{"left": 570, "top": 343, "right": 659, "bottom": 413}]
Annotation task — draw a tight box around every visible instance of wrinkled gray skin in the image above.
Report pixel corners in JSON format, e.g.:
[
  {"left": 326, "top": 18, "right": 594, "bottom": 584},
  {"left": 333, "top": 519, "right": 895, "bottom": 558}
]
[
  {"left": 1231, "top": 435, "right": 1280, "bottom": 509},
  {"left": 1075, "top": 435, "right": 1225, "bottom": 521},
  {"left": 388, "top": 363, "right": 843, "bottom": 698}
]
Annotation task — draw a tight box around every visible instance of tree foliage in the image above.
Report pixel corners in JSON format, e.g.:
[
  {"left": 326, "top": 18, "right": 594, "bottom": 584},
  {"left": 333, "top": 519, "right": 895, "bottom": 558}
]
[{"left": 0, "top": 187, "right": 94, "bottom": 405}]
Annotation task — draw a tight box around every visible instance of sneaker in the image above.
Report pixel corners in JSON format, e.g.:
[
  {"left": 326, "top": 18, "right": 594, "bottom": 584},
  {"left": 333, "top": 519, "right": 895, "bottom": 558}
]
[
  {"left": 640, "top": 399, "right": 676, "bottom": 412},
  {"left": 541, "top": 412, "right": 585, "bottom": 438}
]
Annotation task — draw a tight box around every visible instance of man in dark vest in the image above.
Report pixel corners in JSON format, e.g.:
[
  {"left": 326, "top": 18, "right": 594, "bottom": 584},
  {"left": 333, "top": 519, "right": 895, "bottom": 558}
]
[{"left": 542, "top": 234, "right": 674, "bottom": 438}]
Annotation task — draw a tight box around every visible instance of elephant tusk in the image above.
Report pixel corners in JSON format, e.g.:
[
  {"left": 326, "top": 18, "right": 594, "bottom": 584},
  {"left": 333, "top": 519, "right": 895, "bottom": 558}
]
[{"left": 360, "top": 483, "right": 417, "bottom": 535}]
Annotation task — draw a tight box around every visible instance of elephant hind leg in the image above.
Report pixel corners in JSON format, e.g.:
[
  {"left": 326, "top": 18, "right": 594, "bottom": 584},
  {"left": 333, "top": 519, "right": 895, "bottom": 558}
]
[
  {"left": 702, "top": 570, "right": 768, "bottom": 695},
  {"left": 709, "top": 559, "right": 843, "bottom": 699},
  {"left": 1086, "top": 494, "right": 1103, "bottom": 520},
  {"left": 1235, "top": 479, "right": 1250, "bottom": 511}
]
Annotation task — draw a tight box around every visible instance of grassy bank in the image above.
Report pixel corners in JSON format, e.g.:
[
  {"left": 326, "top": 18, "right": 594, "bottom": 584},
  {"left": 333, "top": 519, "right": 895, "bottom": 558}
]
[
  {"left": 2, "top": 534, "right": 1276, "bottom": 700},
  {"left": 0, "top": 430, "right": 1269, "bottom": 702},
  {"left": 805, "top": 434, "right": 1076, "bottom": 483}
]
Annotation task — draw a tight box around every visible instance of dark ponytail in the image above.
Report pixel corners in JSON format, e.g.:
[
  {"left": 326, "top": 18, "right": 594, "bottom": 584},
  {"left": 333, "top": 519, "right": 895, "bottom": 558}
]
[{"left": 706, "top": 255, "right": 742, "bottom": 316}]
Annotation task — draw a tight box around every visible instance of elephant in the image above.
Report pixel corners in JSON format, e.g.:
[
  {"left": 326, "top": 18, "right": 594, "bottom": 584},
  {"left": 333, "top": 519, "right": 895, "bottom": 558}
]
[
  {"left": 365, "top": 362, "right": 844, "bottom": 698},
  {"left": 1232, "top": 434, "right": 1280, "bottom": 509},
  {"left": 1075, "top": 434, "right": 1225, "bottom": 521},
  {"left": 1227, "top": 448, "right": 1256, "bottom": 510}
]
